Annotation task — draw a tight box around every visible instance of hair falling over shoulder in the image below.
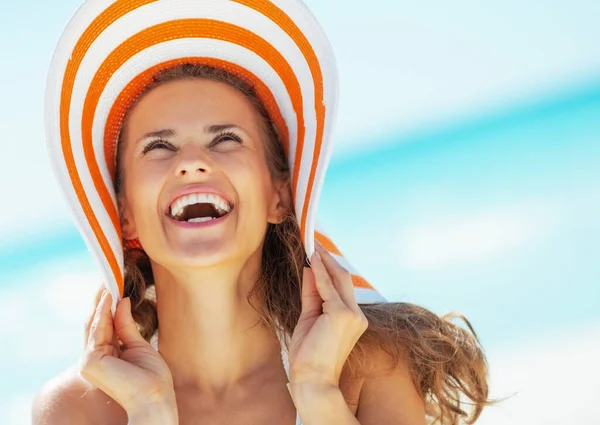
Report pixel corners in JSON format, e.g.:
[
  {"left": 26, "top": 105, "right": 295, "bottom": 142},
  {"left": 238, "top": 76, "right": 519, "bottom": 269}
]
[{"left": 115, "top": 63, "right": 493, "bottom": 425}]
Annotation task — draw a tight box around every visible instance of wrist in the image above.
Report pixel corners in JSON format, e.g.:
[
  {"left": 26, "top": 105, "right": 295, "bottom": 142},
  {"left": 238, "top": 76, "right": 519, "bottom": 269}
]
[
  {"left": 127, "top": 401, "right": 178, "bottom": 425},
  {"left": 288, "top": 380, "right": 339, "bottom": 406},
  {"left": 288, "top": 382, "right": 356, "bottom": 424}
]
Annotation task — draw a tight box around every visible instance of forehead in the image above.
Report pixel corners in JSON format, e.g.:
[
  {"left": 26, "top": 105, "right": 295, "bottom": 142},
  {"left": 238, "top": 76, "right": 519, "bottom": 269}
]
[{"left": 126, "top": 78, "right": 260, "bottom": 132}]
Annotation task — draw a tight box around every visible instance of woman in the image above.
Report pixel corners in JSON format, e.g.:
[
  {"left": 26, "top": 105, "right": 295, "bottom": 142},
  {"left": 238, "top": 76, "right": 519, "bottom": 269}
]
[{"left": 34, "top": 1, "right": 490, "bottom": 424}]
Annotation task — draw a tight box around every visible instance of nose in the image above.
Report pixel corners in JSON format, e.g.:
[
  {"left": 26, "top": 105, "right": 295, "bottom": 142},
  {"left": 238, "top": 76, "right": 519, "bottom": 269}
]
[{"left": 174, "top": 143, "right": 213, "bottom": 177}]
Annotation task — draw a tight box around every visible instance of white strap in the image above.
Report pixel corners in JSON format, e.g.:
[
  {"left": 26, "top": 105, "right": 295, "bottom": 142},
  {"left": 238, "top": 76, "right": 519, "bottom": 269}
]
[{"left": 276, "top": 326, "right": 303, "bottom": 425}]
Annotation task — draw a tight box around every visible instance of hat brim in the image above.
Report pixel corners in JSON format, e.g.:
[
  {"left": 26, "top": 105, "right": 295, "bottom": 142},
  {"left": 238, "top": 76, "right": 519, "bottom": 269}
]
[{"left": 45, "top": 0, "right": 386, "bottom": 310}]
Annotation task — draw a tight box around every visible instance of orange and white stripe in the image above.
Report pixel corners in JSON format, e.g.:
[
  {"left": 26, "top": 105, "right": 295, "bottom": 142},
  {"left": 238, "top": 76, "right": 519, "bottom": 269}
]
[{"left": 45, "top": 0, "right": 386, "bottom": 309}]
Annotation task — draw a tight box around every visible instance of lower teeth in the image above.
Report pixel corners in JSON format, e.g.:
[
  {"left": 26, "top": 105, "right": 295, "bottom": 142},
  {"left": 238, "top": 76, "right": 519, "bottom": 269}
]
[{"left": 187, "top": 217, "right": 216, "bottom": 223}]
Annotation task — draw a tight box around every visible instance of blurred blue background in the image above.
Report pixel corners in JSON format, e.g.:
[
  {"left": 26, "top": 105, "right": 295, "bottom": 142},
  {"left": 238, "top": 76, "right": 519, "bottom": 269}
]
[{"left": 1, "top": 1, "right": 599, "bottom": 424}]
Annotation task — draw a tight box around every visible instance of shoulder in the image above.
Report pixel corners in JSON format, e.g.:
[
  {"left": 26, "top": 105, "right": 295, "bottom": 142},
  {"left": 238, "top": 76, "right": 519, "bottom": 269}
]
[
  {"left": 355, "top": 344, "right": 427, "bottom": 424},
  {"left": 32, "top": 364, "right": 127, "bottom": 425}
]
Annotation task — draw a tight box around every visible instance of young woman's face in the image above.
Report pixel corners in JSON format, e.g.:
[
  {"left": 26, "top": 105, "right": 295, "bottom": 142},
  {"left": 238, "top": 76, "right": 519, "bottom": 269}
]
[{"left": 118, "top": 78, "right": 285, "bottom": 269}]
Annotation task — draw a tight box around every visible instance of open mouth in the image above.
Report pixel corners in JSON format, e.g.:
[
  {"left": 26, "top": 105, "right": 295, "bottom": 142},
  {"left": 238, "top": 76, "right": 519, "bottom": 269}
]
[{"left": 168, "top": 193, "right": 232, "bottom": 223}]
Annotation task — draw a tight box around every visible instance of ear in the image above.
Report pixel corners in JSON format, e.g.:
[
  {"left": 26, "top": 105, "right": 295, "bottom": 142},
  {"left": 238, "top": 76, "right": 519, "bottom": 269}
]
[
  {"left": 118, "top": 195, "right": 138, "bottom": 241},
  {"left": 267, "top": 177, "right": 292, "bottom": 224}
]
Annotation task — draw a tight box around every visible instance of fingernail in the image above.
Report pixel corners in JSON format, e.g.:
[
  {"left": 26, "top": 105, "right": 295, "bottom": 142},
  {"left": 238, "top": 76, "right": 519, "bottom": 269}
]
[{"left": 313, "top": 250, "right": 321, "bottom": 261}]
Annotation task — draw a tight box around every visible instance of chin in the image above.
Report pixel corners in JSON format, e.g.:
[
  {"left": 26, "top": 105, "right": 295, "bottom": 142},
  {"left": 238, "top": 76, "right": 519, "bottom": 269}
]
[
  {"left": 161, "top": 237, "right": 263, "bottom": 271},
  {"left": 168, "top": 239, "right": 236, "bottom": 267},
  {"left": 141, "top": 219, "right": 266, "bottom": 270}
]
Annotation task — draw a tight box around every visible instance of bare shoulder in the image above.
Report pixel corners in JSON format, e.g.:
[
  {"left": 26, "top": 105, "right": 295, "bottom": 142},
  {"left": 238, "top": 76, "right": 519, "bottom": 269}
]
[
  {"left": 32, "top": 364, "right": 127, "bottom": 425},
  {"left": 356, "top": 344, "right": 426, "bottom": 424},
  {"left": 338, "top": 341, "right": 405, "bottom": 415}
]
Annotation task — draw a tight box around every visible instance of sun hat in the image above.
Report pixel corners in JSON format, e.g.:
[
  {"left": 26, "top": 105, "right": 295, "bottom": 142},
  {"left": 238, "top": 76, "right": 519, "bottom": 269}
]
[{"left": 44, "top": 0, "right": 387, "bottom": 312}]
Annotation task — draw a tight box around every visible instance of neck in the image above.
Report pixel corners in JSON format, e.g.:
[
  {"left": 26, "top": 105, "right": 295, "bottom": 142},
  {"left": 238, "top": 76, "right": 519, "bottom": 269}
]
[{"left": 151, "top": 250, "right": 284, "bottom": 398}]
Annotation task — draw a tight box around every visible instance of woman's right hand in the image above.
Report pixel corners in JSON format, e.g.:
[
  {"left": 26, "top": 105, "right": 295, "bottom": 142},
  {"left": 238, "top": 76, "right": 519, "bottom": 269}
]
[{"left": 80, "top": 284, "right": 178, "bottom": 422}]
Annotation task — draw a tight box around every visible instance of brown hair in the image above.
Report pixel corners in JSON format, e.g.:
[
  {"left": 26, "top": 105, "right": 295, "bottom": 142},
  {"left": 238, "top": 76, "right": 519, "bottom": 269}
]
[{"left": 115, "top": 63, "right": 492, "bottom": 425}]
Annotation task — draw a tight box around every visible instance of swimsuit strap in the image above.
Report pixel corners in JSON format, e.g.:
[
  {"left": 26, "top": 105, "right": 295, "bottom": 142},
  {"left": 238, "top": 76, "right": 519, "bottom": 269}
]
[{"left": 275, "top": 326, "right": 303, "bottom": 425}]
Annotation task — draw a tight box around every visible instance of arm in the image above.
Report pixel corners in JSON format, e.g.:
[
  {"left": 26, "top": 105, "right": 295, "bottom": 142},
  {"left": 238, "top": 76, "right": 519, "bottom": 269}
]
[
  {"left": 291, "top": 349, "right": 426, "bottom": 425},
  {"left": 126, "top": 404, "right": 180, "bottom": 425},
  {"left": 32, "top": 366, "right": 176, "bottom": 425},
  {"left": 32, "top": 365, "right": 132, "bottom": 425},
  {"left": 32, "top": 368, "right": 98, "bottom": 425},
  {"left": 290, "top": 382, "right": 361, "bottom": 425}
]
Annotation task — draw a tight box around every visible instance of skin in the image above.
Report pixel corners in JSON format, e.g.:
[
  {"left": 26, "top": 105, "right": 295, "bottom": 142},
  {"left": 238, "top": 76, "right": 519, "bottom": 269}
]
[
  {"left": 118, "top": 79, "right": 298, "bottom": 421},
  {"left": 119, "top": 78, "right": 289, "bottom": 393},
  {"left": 32, "top": 78, "right": 426, "bottom": 425}
]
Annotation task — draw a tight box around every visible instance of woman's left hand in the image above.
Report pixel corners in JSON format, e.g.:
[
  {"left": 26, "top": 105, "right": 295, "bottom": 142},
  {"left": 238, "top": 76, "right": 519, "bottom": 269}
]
[{"left": 288, "top": 241, "right": 369, "bottom": 388}]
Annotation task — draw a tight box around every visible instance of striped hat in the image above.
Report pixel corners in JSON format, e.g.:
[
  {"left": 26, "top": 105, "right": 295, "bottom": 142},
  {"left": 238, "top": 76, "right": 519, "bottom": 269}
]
[{"left": 45, "top": 0, "right": 387, "bottom": 311}]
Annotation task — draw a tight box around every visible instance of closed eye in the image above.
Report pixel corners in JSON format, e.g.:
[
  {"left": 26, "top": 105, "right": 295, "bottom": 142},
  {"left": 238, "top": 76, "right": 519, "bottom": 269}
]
[
  {"left": 210, "top": 131, "right": 243, "bottom": 147},
  {"left": 142, "top": 139, "right": 175, "bottom": 154}
]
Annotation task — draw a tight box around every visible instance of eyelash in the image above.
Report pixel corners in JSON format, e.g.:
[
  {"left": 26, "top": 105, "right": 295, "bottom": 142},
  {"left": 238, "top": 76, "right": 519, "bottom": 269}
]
[
  {"left": 142, "top": 139, "right": 173, "bottom": 154},
  {"left": 213, "top": 131, "right": 243, "bottom": 146},
  {"left": 141, "top": 131, "right": 243, "bottom": 154}
]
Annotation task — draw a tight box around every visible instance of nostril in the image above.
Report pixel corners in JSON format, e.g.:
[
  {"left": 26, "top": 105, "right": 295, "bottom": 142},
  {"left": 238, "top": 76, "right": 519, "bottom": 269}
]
[{"left": 176, "top": 165, "right": 209, "bottom": 177}]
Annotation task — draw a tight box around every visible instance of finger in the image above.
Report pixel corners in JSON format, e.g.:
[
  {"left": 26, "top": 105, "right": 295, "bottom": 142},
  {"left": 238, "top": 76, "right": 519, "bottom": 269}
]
[
  {"left": 114, "top": 297, "right": 150, "bottom": 350},
  {"left": 315, "top": 242, "right": 359, "bottom": 309},
  {"left": 84, "top": 284, "right": 107, "bottom": 349},
  {"left": 87, "top": 290, "right": 115, "bottom": 351},
  {"left": 299, "top": 267, "right": 323, "bottom": 319},
  {"left": 310, "top": 250, "right": 342, "bottom": 304}
]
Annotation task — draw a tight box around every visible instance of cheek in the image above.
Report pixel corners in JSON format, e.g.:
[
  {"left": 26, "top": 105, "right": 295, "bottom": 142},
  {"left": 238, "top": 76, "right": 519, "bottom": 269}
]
[
  {"left": 220, "top": 154, "right": 273, "bottom": 212},
  {"left": 126, "top": 162, "right": 167, "bottom": 217}
]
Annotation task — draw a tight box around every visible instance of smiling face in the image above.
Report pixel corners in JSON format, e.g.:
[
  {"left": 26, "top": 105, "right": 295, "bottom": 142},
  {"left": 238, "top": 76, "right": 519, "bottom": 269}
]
[{"left": 117, "top": 77, "right": 288, "bottom": 269}]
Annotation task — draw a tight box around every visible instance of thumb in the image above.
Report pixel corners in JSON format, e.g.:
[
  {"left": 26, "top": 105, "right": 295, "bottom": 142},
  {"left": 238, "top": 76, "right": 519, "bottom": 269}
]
[{"left": 113, "top": 298, "right": 149, "bottom": 350}]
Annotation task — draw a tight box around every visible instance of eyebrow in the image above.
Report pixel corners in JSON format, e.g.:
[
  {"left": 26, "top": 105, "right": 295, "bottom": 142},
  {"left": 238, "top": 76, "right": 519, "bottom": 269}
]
[
  {"left": 205, "top": 124, "right": 243, "bottom": 134},
  {"left": 135, "top": 129, "right": 175, "bottom": 146}
]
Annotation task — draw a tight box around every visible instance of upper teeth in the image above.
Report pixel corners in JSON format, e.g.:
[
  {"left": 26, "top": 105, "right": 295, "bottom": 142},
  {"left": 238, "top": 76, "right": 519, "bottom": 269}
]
[{"left": 169, "top": 193, "right": 231, "bottom": 218}]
